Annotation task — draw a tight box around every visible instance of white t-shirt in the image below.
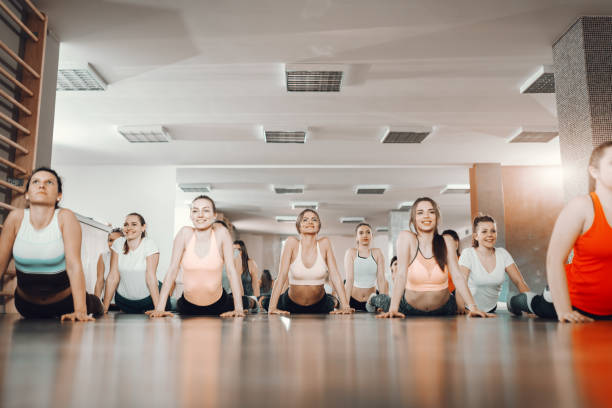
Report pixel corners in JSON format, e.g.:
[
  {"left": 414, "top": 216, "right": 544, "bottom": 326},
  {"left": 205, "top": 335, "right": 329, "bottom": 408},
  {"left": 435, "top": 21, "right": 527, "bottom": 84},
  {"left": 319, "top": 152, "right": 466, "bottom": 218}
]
[
  {"left": 111, "top": 237, "right": 159, "bottom": 300},
  {"left": 458, "top": 247, "right": 515, "bottom": 312}
]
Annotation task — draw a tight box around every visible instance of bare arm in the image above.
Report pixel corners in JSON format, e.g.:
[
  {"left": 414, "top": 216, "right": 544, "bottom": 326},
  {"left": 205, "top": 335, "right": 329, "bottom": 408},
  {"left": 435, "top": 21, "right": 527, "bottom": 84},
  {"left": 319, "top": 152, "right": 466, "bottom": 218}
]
[
  {"left": 94, "top": 255, "right": 104, "bottom": 298},
  {"left": 445, "top": 236, "right": 494, "bottom": 318},
  {"left": 249, "top": 259, "right": 260, "bottom": 297},
  {"left": 103, "top": 251, "right": 120, "bottom": 312},
  {"left": 378, "top": 231, "right": 413, "bottom": 318},
  {"left": 268, "top": 238, "right": 296, "bottom": 315},
  {"left": 218, "top": 227, "right": 244, "bottom": 317},
  {"left": 455, "top": 265, "right": 470, "bottom": 313},
  {"left": 343, "top": 248, "right": 355, "bottom": 302},
  {"left": 0, "top": 210, "right": 21, "bottom": 282},
  {"left": 59, "top": 209, "right": 93, "bottom": 322},
  {"left": 321, "top": 238, "right": 352, "bottom": 313},
  {"left": 374, "top": 249, "right": 387, "bottom": 295},
  {"left": 147, "top": 228, "right": 188, "bottom": 317},
  {"left": 546, "top": 197, "right": 594, "bottom": 323},
  {"left": 506, "top": 263, "right": 530, "bottom": 293}
]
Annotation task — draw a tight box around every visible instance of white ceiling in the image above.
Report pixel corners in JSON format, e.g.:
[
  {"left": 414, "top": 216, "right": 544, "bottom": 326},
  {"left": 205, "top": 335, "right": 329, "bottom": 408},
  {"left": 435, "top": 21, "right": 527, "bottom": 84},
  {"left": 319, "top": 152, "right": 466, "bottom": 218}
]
[{"left": 40, "top": 0, "right": 612, "bottom": 235}]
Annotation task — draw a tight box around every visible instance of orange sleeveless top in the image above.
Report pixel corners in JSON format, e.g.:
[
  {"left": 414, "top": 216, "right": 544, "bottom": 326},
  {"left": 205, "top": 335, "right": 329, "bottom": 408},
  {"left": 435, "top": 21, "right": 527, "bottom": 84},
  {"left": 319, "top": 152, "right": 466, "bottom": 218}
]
[
  {"left": 181, "top": 230, "right": 224, "bottom": 306},
  {"left": 566, "top": 192, "right": 612, "bottom": 315},
  {"left": 405, "top": 249, "right": 449, "bottom": 291}
]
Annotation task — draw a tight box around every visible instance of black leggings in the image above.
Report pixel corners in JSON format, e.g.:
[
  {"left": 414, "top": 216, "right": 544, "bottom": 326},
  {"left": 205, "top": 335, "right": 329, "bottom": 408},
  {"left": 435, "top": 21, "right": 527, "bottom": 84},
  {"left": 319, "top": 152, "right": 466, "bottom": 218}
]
[
  {"left": 114, "top": 281, "right": 171, "bottom": 314},
  {"left": 260, "top": 289, "right": 336, "bottom": 314},
  {"left": 510, "top": 293, "right": 612, "bottom": 320},
  {"left": 14, "top": 291, "right": 103, "bottom": 319},
  {"left": 350, "top": 297, "right": 367, "bottom": 311},
  {"left": 177, "top": 290, "right": 235, "bottom": 316},
  {"left": 369, "top": 293, "right": 457, "bottom": 316}
]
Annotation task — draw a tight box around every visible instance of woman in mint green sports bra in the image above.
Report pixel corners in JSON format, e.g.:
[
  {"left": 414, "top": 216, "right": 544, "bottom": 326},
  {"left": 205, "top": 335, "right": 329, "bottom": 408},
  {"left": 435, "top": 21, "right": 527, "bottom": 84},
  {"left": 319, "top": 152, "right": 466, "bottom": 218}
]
[{"left": 0, "top": 167, "right": 102, "bottom": 321}]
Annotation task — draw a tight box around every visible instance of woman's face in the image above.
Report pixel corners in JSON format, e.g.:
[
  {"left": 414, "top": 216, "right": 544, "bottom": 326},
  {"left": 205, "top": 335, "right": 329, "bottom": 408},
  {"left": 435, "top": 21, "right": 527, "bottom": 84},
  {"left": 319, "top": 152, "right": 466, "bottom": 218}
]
[
  {"left": 592, "top": 146, "right": 612, "bottom": 190},
  {"left": 414, "top": 200, "right": 437, "bottom": 232},
  {"left": 26, "top": 171, "right": 60, "bottom": 206},
  {"left": 233, "top": 244, "right": 241, "bottom": 258},
  {"left": 190, "top": 198, "right": 216, "bottom": 230},
  {"left": 356, "top": 225, "right": 372, "bottom": 246},
  {"left": 390, "top": 260, "right": 398, "bottom": 276},
  {"left": 474, "top": 221, "right": 497, "bottom": 250},
  {"left": 123, "top": 215, "right": 145, "bottom": 241},
  {"left": 299, "top": 211, "right": 320, "bottom": 234},
  {"left": 107, "top": 231, "right": 123, "bottom": 249}
]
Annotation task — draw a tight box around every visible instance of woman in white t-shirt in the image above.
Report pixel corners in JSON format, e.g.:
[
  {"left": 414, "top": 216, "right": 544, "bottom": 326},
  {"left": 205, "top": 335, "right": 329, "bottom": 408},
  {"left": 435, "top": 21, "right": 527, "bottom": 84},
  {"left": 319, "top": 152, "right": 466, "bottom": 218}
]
[
  {"left": 102, "top": 213, "right": 170, "bottom": 314},
  {"left": 458, "top": 215, "right": 531, "bottom": 313}
]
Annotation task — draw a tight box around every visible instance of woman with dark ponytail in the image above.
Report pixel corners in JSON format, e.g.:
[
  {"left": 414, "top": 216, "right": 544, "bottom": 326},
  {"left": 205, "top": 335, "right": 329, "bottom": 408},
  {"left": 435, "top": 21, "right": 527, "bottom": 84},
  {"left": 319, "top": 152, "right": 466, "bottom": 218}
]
[{"left": 373, "top": 197, "right": 493, "bottom": 318}]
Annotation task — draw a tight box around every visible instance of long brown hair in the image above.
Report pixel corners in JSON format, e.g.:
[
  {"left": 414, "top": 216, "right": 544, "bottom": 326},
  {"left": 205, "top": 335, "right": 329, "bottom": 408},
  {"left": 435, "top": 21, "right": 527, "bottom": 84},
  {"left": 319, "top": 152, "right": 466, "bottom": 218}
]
[
  {"left": 589, "top": 141, "right": 612, "bottom": 192},
  {"left": 123, "top": 212, "right": 146, "bottom": 254},
  {"left": 409, "top": 197, "right": 447, "bottom": 270},
  {"left": 233, "top": 240, "right": 250, "bottom": 276}
]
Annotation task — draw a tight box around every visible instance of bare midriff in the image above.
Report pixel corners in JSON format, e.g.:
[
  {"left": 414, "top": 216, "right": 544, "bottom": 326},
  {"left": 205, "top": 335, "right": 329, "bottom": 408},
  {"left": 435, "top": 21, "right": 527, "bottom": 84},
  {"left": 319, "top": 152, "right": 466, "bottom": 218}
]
[
  {"left": 16, "top": 286, "right": 72, "bottom": 304},
  {"left": 288, "top": 285, "right": 325, "bottom": 306},
  {"left": 403, "top": 288, "right": 449, "bottom": 311},
  {"left": 352, "top": 286, "right": 376, "bottom": 302}
]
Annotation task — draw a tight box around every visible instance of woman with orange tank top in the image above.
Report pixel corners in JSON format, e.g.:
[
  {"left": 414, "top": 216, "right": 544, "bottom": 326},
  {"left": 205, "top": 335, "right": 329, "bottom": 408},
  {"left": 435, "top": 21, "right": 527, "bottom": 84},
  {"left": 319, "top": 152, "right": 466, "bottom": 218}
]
[
  {"left": 374, "top": 197, "right": 494, "bottom": 318},
  {"left": 146, "top": 195, "right": 245, "bottom": 318},
  {"left": 510, "top": 141, "right": 612, "bottom": 322}
]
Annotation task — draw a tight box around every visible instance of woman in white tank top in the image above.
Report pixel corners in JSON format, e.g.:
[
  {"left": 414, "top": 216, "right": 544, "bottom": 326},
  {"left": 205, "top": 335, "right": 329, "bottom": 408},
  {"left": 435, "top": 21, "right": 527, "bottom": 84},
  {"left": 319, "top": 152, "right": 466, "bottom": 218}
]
[
  {"left": 344, "top": 223, "right": 387, "bottom": 311},
  {"left": 264, "top": 209, "right": 353, "bottom": 315}
]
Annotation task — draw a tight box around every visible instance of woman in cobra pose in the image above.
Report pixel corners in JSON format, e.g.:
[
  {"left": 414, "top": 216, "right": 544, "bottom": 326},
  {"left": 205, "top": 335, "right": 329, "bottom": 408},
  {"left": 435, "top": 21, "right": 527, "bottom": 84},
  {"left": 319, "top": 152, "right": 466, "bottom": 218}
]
[
  {"left": 0, "top": 167, "right": 102, "bottom": 320},
  {"left": 147, "top": 195, "right": 244, "bottom": 317},
  {"left": 233, "top": 240, "right": 260, "bottom": 309},
  {"left": 264, "top": 209, "right": 353, "bottom": 315},
  {"left": 375, "top": 197, "right": 493, "bottom": 318},
  {"left": 343, "top": 223, "right": 387, "bottom": 311}
]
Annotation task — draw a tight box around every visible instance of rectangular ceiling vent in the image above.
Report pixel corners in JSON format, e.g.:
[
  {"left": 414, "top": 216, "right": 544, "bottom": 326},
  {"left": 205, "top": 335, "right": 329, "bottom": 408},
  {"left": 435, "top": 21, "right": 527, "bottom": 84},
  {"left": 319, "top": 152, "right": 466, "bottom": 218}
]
[
  {"left": 440, "top": 184, "right": 470, "bottom": 194},
  {"left": 355, "top": 185, "right": 387, "bottom": 195},
  {"left": 291, "top": 201, "right": 318, "bottom": 210},
  {"left": 285, "top": 64, "right": 343, "bottom": 92},
  {"left": 508, "top": 129, "right": 558, "bottom": 143},
  {"left": 382, "top": 130, "right": 430, "bottom": 144},
  {"left": 57, "top": 63, "right": 107, "bottom": 91},
  {"left": 265, "top": 131, "right": 306, "bottom": 144},
  {"left": 273, "top": 185, "right": 304, "bottom": 194},
  {"left": 398, "top": 201, "right": 414, "bottom": 211},
  {"left": 179, "top": 183, "right": 211, "bottom": 193},
  {"left": 375, "top": 226, "right": 389, "bottom": 232},
  {"left": 520, "top": 65, "right": 555, "bottom": 94},
  {"left": 117, "top": 125, "right": 171, "bottom": 143},
  {"left": 276, "top": 215, "right": 298, "bottom": 223},
  {"left": 340, "top": 217, "right": 366, "bottom": 224}
]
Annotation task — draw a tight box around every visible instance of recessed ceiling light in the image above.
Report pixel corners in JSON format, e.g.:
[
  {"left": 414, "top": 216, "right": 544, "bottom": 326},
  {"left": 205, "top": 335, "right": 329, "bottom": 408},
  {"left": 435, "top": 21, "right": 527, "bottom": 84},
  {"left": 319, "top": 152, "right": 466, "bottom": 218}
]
[
  {"left": 276, "top": 215, "right": 298, "bottom": 222},
  {"left": 339, "top": 216, "right": 365, "bottom": 224},
  {"left": 291, "top": 201, "right": 319, "bottom": 210},
  {"left": 179, "top": 183, "right": 211, "bottom": 193},
  {"left": 117, "top": 125, "right": 171, "bottom": 143},
  {"left": 520, "top": 65, "right": 555, "bottom": 94},
  {"left": 440, "top": 184, "right": 470, "bottom": 194},
  {"left": 273, "top": 185, "right": 304, "bottom": 194},
  {"left": 398, "top": 201, "right": 414, "bottom": 211},
  {"left": 57, "top": 63, "right": 107, "bottom": 91},
  {"left": 355, "top": 185, "right": 388, "bottom": 195}
]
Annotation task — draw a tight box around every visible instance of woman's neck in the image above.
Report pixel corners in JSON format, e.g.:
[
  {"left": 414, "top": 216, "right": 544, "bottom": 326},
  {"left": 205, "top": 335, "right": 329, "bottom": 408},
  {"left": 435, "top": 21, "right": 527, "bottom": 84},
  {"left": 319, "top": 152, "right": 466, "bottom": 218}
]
[
  {"left": 300, "top": 233, "right": 317, "bottom": 246},
  {"left": 127, "top": 236, "right": 142, "bottom": 250},
  {"left": 194, "top": 226, "right": 212, "bottom": 240},
  {"left": 475, "top": 245, "right": 495, "bottom": 256},
  {"left": 595, "top": 184, "right": 612, "bottom": 207},
  {"left": 28, "top": 204, "right": 55, "bottom": 229},
  {"left": 357, "top": 243, "right": 370, "bottom": 253}
]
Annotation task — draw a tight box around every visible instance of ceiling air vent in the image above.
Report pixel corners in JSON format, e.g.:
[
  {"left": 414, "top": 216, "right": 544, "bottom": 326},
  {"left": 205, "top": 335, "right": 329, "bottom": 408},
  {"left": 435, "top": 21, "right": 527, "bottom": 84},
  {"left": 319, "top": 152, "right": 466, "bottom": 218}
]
[
  {"left": 179, "top": 183, "right": 211, "bottom": 193},
  {"left": 285, "top": 64, "right": 343, "bottom": 92},
  {"left": 57, "top": 63, "right": 107, "bottom": 91},
  {"left": 276, "top": 215, "right": 298, "bottom": 223},
  {"left": 508, "top": 128, "right": 558, "bottom": 143},
  {"left": 117, "top": 125, "right": 171, "bottom": 143},
  {"left": 440, "top": 184, "right": 470, "bottom": 194},
  {"left": 292, "top": 201, "right": 318, "bottom": 210},
  {"left": 381, "top": 129, "right": 430, "bottom": 144},
  {"left": 398, "top": 201, "right": 414, "bottom": 211},
  {"left": 355, "top": 185, "right": 387, "bottom": 195},
  {"left": 520, "top": 65, "right": 555, "bottom": 94},
  {"left": 340, "top": 217, "right": 366, "bottom": 224},
  {"left": 375, "top": 226, "right": 389, "bottom": 232},
  {"left": 273, "top": 185, "right": 304, "bottom": 194},
  {"left": 265, "top": 130, "right": 306, "bottom": 143}
]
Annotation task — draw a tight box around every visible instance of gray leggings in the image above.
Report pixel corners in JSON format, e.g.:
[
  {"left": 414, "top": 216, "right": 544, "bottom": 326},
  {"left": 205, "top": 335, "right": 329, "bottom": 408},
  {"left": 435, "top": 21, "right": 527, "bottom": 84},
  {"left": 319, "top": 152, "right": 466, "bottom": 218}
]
[{"left": 369, "top": 293, "right": 457, "bottom": 316}]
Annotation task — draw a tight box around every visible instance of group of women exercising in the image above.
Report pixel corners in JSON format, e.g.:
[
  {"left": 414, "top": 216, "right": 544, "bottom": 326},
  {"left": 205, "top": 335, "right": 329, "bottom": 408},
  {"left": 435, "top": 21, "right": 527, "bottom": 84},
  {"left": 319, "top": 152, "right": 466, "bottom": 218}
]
[{"left": 0, "top": 141, "right": 610, "bottom": 323}]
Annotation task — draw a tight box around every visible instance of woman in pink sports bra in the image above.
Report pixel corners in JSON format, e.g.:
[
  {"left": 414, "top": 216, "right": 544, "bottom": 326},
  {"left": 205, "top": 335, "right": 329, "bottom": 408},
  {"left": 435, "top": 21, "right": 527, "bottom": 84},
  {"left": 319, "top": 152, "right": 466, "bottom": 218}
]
[
  {"left": 263, "top": 209, "right": 353, "bottom": 315},
  {"left": 376, "top": 197, "right": 494, "bottom": 318},
  {"left": 146, "top": 195, "right": 245, "bottom": 318}
]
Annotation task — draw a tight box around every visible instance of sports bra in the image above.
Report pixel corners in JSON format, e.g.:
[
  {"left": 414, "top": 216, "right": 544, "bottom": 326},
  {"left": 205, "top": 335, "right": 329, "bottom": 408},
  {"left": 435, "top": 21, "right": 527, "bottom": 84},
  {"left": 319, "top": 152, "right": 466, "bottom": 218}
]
[
  {"left": 405, "top": 247, "right": 449, "bottom": 292},
  {"left": 181, "top": 230, "right": 224, "bottom": 305},
  {"left": 289, "top": 241, "right": 328, "bottom": 285},
  {"left": 353, "top": 250, "right": 377, "bottom": 288},
  {"left": 13, "top": 209, "right": 66, "bottom": 274}
]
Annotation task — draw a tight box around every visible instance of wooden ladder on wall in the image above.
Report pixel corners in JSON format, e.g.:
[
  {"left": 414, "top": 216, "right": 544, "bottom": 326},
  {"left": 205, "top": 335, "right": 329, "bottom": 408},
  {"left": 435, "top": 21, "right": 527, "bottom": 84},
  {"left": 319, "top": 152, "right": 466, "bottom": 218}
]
[{"left": 0, "top": 0, "right": 47, "bottom": 309}]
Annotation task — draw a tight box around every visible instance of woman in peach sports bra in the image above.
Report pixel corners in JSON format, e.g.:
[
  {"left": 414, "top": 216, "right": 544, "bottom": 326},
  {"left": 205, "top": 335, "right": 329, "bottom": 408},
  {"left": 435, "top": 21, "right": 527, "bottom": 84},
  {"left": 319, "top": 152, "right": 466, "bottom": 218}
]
[
  {"left": 147, "top": 195, "right": 245, "bottom": 317},
  {"left": 374, "top": 197, "right": 494, "bottom": 318},
  {"left": 262, "top": 209, "right": 353, "bottom": 315}
]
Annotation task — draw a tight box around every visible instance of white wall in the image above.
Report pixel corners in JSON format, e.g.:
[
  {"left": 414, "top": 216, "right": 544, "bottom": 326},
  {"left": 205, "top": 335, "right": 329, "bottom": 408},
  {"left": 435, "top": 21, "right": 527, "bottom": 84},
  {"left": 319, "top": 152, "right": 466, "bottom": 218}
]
[{"left": 53, "top": 165, "right": 176, "bottom": 280}]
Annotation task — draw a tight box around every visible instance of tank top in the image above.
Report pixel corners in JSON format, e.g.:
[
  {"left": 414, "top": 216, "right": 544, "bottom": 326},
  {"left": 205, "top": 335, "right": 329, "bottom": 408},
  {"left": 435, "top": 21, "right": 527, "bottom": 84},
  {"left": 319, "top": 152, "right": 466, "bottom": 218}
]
[
  {"left": 13, "top": 209, "right": 66, "bottom": 274},
  {"left": 181, "top": 230, "right": 224, "bottom": 305},
  {"left": 241, "top": 263, "right": 254, "bottom": 296},
  {"left": 405, "top": 248, "right": 449, "bottom": 292},
  {"left": 289, "top": 241, "right": 327, "bottom": 285},
  {"left": 567, "top": 192, "right": 612, "bottom": 315},
  {"left": 353, "top": 250, "right": 377, "bottom": 288}
]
